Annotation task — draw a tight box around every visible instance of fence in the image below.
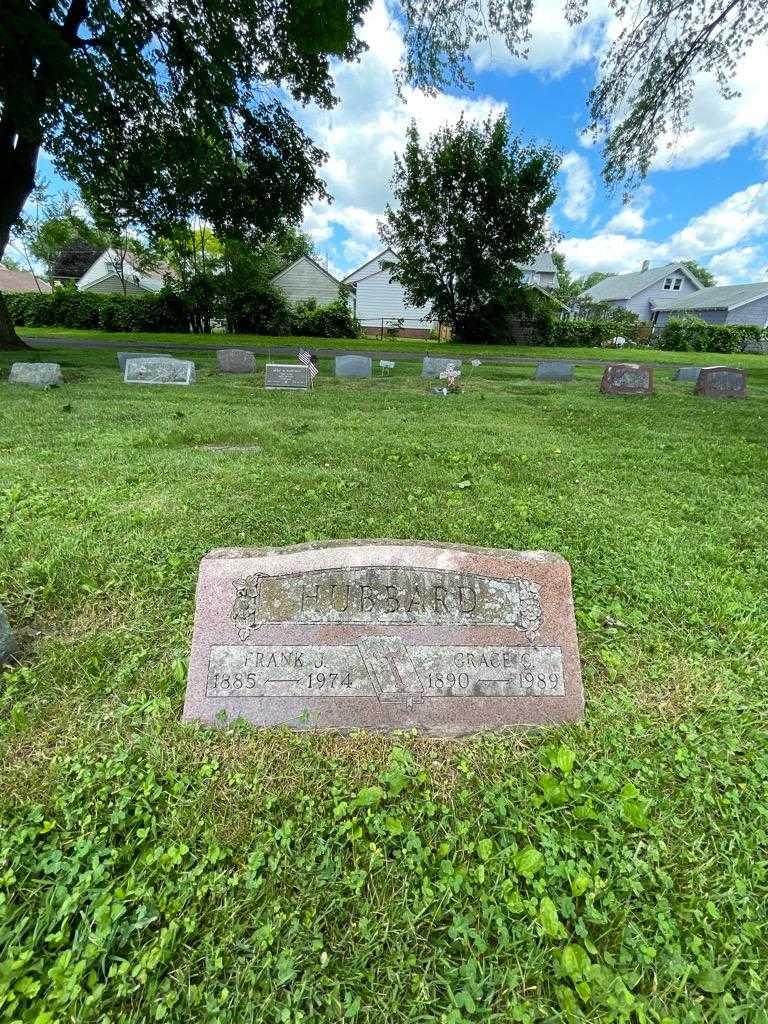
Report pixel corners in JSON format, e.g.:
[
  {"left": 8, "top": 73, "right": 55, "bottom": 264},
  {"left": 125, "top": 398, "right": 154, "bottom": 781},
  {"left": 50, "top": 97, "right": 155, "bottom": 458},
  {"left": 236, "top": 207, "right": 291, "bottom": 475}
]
[{"left": 357, "top": 316, "right": 447, "bottom": 340}]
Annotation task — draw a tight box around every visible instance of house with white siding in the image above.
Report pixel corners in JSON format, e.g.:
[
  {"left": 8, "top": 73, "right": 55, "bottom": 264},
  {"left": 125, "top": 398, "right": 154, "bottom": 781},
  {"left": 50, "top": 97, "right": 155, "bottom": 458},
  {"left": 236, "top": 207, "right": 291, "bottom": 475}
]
[
  {"left": 343, "top": 248, "right": 436, "bottom": 337},
  {"left": 77, "top": 248, "right": 170, "bottom": 293},
  {"left": 650, "top": 281, "right": 768, "bottom": 329},
  {"left": 580, "top": 261, "right": 703, "bottom": 320},
  {"left": 270, "top": 255, "right": 344, "bottom": 307}
]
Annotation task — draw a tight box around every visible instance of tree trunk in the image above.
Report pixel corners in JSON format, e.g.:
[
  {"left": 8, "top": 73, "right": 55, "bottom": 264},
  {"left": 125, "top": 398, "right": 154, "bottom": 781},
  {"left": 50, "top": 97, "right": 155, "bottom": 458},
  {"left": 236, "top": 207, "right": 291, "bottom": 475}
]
[
  {"left": 0, "top": 293, "right": 26, "bottom": 350},
  {"left": 0, "top": 119, "right": 40, "bottom": 350}
]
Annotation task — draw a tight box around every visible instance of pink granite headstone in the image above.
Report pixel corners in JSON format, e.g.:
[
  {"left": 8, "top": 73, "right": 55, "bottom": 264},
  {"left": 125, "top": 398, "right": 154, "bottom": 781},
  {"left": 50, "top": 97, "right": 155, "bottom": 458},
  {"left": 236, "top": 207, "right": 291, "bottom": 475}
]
[
  {"left": 693, "top": 365, "right": 747, "bottom": 399},
  {"left": 600, "top": 363, "right": 653, "bottom": 396},
  {"left": 183, "top": 540, "right": 584, "bottom": 735}
]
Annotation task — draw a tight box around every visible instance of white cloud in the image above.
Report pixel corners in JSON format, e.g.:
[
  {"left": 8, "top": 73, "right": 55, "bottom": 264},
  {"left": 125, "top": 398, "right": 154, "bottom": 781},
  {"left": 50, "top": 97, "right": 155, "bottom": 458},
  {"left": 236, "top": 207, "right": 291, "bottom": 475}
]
[
  {"left": 559, "top": 180, "right": 768, "bottom": 283},
  {"left": 650, "top": 41, "right": 768, "bottom": 172},
  {"left": 603, "top": 185, "right": 653, "bottom": 235},
  {"left": 297, "top": 0, "right": 506, "bottom": 274},
  {"left": 472, "top": 0, "right": 613, "bottom": 77},
  {"left": 559, "top": 152, "right": 595, "bottom": 222}
]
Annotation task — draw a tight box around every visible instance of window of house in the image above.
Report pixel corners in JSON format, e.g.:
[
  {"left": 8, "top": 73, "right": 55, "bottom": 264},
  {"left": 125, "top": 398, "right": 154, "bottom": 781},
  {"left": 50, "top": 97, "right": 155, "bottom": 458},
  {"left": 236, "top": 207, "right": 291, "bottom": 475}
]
[
  {"left": 663, "top": 277, "right": 673, "bottom": 289},
  {"left": 672, "top": 277, "right": 683, "bottom": 290}
]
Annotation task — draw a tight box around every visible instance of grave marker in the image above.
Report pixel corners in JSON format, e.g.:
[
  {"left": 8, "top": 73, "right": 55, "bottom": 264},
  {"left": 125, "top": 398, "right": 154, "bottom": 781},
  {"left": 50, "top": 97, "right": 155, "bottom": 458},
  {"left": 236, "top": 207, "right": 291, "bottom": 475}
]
[
  {"left": 535, "top": 361, "right": 574, "bottom": 382},
  {"left": 217, "top": 349, "right": 257, "bottom": 374},
  {"left": 117, "top": 351, "right": 169, "bottom": 371},
  {"left": 183, "top": 540, "right": 584, "bottom": 735},
  {"left": 0, "top": 604, "right": 16, "bottom": 665},
  {"left": 335, "top": 355, "right": 372, "bottom": 378},
  {"left": 694, "top": 365, "right": 747, "bottom": 399},
  {"left": 600, "top": 363, "right": 653, "bottom": 396},
  {"left": 422, "top": 356, "right": 463, "bottom": 379},
  {"left": 264, "top": 364, "right": 312, "bottom": 390},
  {"left": 673, "top": 366, "right": 701, "bottom": 382},
  {"left": 8, "top": 362, "right": 63, "bottom": 386},
  {"left": 124, "top": 356, "right": 195, "bottom": 385}
]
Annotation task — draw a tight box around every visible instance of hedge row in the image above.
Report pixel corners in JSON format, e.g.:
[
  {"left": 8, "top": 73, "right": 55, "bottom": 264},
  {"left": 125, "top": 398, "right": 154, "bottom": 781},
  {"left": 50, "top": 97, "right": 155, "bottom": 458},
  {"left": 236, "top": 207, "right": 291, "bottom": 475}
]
[
  {"left": 4, "top": 289, "right": 188, "bottom": 333},
  {"left": 656, "top": 315, "right": 765, "bottom": 353}
]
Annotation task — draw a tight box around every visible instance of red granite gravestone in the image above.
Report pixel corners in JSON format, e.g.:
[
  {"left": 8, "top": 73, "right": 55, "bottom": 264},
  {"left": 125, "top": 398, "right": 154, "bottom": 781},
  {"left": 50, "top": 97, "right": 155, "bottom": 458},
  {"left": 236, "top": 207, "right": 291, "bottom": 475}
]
[
  {"left": 600, "top": 363, "right": 653, "bottom": 396},
  {"left": 694, "top": 366, "right": 747, "bottom": 399},
  {"left": 183, "top": 540, "right": 584, "bottom": 736}
]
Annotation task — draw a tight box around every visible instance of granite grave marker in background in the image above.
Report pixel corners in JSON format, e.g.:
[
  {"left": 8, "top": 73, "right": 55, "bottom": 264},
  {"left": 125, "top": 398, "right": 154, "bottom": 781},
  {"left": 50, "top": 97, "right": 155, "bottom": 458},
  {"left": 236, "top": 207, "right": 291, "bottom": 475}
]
[
  {"left": 8, "top": 363, "right": 63, "bottom": 386},
  {"left": 335, "top": 355, "right": 372, "bottom": 378},
  {"left": 264, "top": 364, "right": 311, "bottom": 390},
  {"left": 694, "top": 366, "right": 747, "bottom": 399},
  {"left": 217, "top": 349, "right": 257, "bottom": 374},
  {"left": 117, "top": 352, "right": 169, "bottom": 371},
  {"left": 673, "top": 366, "right": 701, "bottom": 382},
  {"left": 422, "top": 356, "right": 463, "bottom": 379},
  {"left": 600, "top": 363, "right": 653, "bottom": 396},
  {"left": 535, "top": 361, "right": 574, "bottom": 382},
  {"left": 184, "top": 540, "right": 584, "bottom": 735},
  {"left": 124, "top": 356, "right": 195, "bottom": 385}
]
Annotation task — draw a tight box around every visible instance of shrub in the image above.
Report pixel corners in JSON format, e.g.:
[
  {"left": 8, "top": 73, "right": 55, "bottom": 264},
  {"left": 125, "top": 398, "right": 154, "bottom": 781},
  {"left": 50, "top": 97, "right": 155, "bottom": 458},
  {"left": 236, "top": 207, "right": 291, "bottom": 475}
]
[
  {"left": 290, "top": 296, "right": 359, "bottom": 338},
  {"left": 544, "top": 319, "right": 621, "bottom": 347},
  {"left": 227, "top": 285, "right": 291, "bottom": 335},
  {"left": 4, "top": 288, "right": 188, "bottom": 332},
  {"left": 657, "top": 315, "right": 764, "bottom": 353}
]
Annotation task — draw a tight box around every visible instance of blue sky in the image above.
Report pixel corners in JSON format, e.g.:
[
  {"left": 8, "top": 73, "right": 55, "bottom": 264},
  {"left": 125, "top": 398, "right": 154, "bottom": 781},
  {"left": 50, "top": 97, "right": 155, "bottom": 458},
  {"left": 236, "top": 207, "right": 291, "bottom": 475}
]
[
  {"left": 13, "top": 0, "right": 768, "bottom": 286},
  {"left": 294, "top": 0, "right": 768, "bottom": 284}
]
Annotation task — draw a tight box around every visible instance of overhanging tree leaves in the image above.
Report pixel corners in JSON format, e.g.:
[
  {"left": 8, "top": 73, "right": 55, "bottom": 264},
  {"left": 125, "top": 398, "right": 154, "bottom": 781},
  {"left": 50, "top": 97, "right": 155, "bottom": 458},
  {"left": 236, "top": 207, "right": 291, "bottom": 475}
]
[
  {"left": 0, "top": 0, "right": 370, "bottom": 347},
  {"left": 380, "top": 115, "right": 559, "bottom": 340}
]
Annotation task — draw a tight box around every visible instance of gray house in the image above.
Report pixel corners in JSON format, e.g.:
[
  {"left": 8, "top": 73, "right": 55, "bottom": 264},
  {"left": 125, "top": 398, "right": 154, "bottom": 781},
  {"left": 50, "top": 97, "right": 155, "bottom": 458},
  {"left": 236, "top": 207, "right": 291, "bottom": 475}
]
[
  {"left": 580, "top": 261, "right": 703, "bottom": 320},
  {"left": 650, "top": 281, "right": 768, "bottom": 329},
  {"left": 270, "top": 255, "right": 344, "bottom": 306},
  {"left": 517, "top": 252, "right": 557, "bottom": 290}
]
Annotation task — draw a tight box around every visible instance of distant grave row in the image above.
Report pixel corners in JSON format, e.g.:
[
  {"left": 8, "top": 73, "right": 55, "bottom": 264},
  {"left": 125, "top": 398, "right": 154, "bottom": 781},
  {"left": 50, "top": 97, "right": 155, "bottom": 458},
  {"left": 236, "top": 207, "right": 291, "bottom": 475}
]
[{"left": 4, "top": 355, "right": 751, "bottom": 399}]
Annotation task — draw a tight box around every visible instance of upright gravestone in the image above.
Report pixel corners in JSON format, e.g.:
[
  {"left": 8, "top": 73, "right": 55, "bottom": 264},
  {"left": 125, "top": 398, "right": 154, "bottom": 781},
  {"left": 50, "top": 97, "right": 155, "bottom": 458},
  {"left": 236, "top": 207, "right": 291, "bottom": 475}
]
[
  {"left": 0, "top": 604, "right": 16, "bottom": 664},
  {"left": 264, "top": 364, "right": 311, "bottom": 390},
  {"left": 117, "top": 352, "right": 169, "bottom": 372},
  {"left": 535, "top": 361, "right": 574, "bottom": 382},
  {"left": 600, "top": 363, "right": 653, "bottom": 396},
  {"left": 694, "top": 365, "right": 747, "bottom": 399},
  {"left": 422, "top": 356, "right": 463, "bottom": 379},
  {"left": 8, "top": 362, "right": 63, "bottom": 386},
  {"left": 183, "top": 540, "right": 584, "bottom": 735},
  {"left": 124, "top": 357, "right": 195, "bottom": 385},
  {"left": 741, "top": 338, "right": 768, "bottom": 354},
  {"left": 217, "top": 349, "right": 257, "bottom": 374},
  {"left": 673, "top": 366, "right": 701, "bottom": 383},
  {"left": 335, "top": 355, "right": 372, "bottom": 379}
]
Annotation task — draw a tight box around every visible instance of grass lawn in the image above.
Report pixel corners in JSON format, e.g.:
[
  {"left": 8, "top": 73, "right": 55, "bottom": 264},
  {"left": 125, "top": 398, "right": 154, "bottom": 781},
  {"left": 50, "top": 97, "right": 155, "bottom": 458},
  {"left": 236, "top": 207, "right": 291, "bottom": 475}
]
[
  {"left": 18, "top": 324, "right": 768, "bottom": 369},
  {"left": 1, "top": 346, "right": 767, "bottom": 1023}
]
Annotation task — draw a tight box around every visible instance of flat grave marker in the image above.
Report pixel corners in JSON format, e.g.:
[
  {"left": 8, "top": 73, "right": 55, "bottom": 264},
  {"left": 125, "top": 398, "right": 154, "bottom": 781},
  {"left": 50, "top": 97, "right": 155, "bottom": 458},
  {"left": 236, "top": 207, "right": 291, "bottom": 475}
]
[
  {"left": 335, "top": 355, "right": 372, "bottom": 379},
  {"left": 600, "top": 363, "right": 653, "bottom": 396},
  {"left": 117, "top": 351, "right": 169, "bottom": 372},
  {"left": 217, "top": 349, "right": 257, "bottom": 374},
  {"left": 124, "top": 356, "right": 195, "bottom": 385},
  {"left": 422, "top": 356, "right": 463, "bottom": 379},
  {"left": 694, "top": 365, "right": 747, "bottom": 399},
  {"left": 0, "top": 604, "right": 16, "bottom": 664},
  {"left": 183, "top": 540, "right": 584, "bottom": 735},
  {"left": 8, "top": 362, "right": 63, "bottom": 386},
  {"left": 673, "top": 366, "right": 701, "bottom": 383},
  {"left": 264, "top": 363, "right": 312, "bottom": 390},
  {"left": 535, "top": 361, "right": 574, "bottom": 382}
]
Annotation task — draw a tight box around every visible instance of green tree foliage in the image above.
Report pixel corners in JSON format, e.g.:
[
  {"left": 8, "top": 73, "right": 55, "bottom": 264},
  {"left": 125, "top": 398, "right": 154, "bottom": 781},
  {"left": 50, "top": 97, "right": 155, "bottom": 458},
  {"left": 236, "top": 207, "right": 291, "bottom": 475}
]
[
  {"left": 551, "top": 254, "right": 616, "bottom": 308},
  {"left": 380, "top": 116, "right": 559, "bottom": 341},
  {"left": 683, "top": 260, "right": 717, "bottom": 288},
  {"left": 0, "top": 0, "right": 370, "bottom": 346}
]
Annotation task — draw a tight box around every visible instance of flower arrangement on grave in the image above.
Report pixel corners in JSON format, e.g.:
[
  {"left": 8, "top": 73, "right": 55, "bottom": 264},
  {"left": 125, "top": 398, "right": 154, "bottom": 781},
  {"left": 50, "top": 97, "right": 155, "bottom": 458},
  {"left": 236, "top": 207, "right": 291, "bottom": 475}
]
[{"left": 439, "top": 368, "right": 463, "bottom": 394}]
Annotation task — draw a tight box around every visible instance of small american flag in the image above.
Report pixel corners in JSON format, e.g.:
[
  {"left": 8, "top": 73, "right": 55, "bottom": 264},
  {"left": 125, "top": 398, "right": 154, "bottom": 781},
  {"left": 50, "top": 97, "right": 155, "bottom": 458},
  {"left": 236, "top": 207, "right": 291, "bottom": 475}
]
[{"left": 298, "top": 348, "right": 318, "bottom": 381}]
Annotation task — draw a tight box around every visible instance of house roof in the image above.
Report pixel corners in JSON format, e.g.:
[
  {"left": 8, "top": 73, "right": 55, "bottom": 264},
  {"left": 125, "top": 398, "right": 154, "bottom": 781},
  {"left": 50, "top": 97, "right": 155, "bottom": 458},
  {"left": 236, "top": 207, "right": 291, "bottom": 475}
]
[
  {"left": 270, "top": 254, "right": 342, "bottom": 288},
  {"left": 651, "top": 281, "right": 768, "bottom": 312},
  {"left": 582, "top": 262, "right": 702, "bottom": 301},
  {"left": 0, "top": 266, "right": 52, "bottom": 293},
  {"left": 519, "top": 252, "right": 557, "bottom": 276},
  {"left": 77, "top": 249, "right": 172, "bottom": 290},
  {"left": 343, "top": 248, "right": 398, "bottom": 285}
]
